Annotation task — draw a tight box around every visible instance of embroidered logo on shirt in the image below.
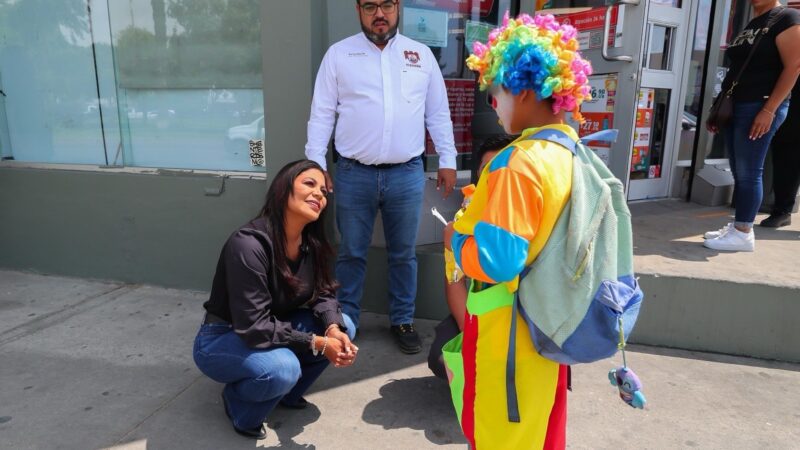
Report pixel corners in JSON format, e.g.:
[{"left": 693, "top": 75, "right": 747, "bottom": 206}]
[
  {"left": 348, "top": 52, "right": 368, "bottom": 57},
  {"left": 404, "top": 50, "right": 421, "bottom": 66}
]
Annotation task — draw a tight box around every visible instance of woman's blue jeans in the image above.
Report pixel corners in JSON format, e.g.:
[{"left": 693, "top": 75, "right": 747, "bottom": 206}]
[
  {"left": 193, "top": 310, "right": 355, "bottom": 430},
  {"left": 725, "top": 100, "right": 789, "bottom": 227},
  {"left": 333, "top": 156, "right": 425, "bottom": 328}
]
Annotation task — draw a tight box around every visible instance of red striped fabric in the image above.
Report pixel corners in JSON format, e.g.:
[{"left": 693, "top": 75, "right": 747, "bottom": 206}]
[{"left": 462, "top": 311, "right": 479, "bottom": 449}]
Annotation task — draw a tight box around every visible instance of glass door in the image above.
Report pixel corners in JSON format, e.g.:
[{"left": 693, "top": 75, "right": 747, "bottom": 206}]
[
  {"left": 627, "top": 1, "right": 694, "bottom": 200},
  {"left": 528, "top": 0, "right": 694, "bottom": 199}
]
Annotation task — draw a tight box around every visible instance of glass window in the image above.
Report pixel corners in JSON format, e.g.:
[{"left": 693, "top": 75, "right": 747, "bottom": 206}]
[
  {"left": 645, "top": 25, "right": 674, "bottom": 71},
  {"left": 704, "top": 0, "right": 752, "bottom": 161},
  {"left": 0, "top": 0, "right": 107, "bottom": 165},
  {"left": 108, "top": 0, "right": 265, "bottom": 172},
  {"left": 678, "top": 0, "right": 713, "bottom": 162},
  {"left": 401, "top": 0, "right": 516, "bottom": 173}
]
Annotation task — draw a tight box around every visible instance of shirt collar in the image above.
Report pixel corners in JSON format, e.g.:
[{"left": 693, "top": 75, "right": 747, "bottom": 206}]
[{"left": 517, "top": 123, "right": 580, "bottom": 142}]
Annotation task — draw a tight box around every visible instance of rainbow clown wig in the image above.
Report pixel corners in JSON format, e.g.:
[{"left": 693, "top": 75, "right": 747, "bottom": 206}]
[{"left": 466, "top": 13, "right": 592, "bottom": 121}]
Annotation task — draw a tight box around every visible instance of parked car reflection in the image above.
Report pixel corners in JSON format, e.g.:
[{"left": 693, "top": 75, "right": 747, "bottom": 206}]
[{"left": 226, "top": 115, "right": 264, "bottom": 154}]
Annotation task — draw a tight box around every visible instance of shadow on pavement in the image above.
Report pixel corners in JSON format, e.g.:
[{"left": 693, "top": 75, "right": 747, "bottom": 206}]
[
  {"left": 361, "top": 376, "right": 466, "bottom": 446},
  {"left": 266, "top": 403, "right": 321, "bottom": 449},
  {"left": 628, "top": 344, "right": 800, "bottom": 372}
]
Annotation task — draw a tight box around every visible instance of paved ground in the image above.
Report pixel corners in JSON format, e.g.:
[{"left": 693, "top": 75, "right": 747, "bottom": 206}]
[
  {"left": 629, "top": 201, "right": 800, "bottom": 288},
  {"left": 1, "top": 270, "right": 799, "bottom": 449}
]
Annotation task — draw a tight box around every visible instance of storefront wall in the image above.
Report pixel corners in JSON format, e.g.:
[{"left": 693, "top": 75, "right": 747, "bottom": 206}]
[
  {"left": 3, "top": 0, "right": 789, "bottom": 293},
  {"left": 0, "top": 0, "right": 276, "bottom": 290}
]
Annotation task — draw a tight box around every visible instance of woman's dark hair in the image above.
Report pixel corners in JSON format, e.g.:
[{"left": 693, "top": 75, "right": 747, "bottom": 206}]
[{"left": 256, "top": 159, "right": 336, "bottom": 298}]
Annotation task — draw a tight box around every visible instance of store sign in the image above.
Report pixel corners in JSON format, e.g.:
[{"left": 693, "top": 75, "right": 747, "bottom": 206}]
[
  {"left": 554, "top": 6, "right": 624, "bottom": 51},
  {"left": 407, "top": 0, "right": 495, "bottom": 15},
  {"left": 426, "top": 79, "right": 476, "bottom": 155}
]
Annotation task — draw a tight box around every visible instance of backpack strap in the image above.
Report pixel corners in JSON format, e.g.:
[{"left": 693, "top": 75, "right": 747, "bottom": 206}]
[
  {"left": 526, "top": 128, "right": 577, "bottom": 154},
  {"left": 505, "top": 128, "right": 618, "bottom": 423}
]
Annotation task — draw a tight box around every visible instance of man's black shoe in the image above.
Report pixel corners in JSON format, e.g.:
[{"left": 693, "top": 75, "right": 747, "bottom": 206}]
[
  {"left": 759, "top": 213, "right": 792, "bottom": 228},
  {"left": 222, "top": 393, "right": 268, "bottom": 439},
  {"left": 390, "top": 323, "right": 422, "bottom": 354},
  {"left": 279, "top": 396, "right": 310, "bottom": 409}
]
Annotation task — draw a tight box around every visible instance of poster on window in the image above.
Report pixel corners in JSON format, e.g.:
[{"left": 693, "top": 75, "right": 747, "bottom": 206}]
[
  {"left": 465, "top": 20, "right": 493, "bottom": 53},
  {"left": 553, "top": 6, "right": 624, "bottom": 51},
  {"left": 631, "top": 88, "right": 655, "bottom": 174},
  {"left": 403, "top": 7, "right": 450, "bottom": 48},
  {"left": 570, "top": 74, "right": 617, "bottom": 166},
  {"left": 426, "top": 79, "right": 476, "bottom": 156}
]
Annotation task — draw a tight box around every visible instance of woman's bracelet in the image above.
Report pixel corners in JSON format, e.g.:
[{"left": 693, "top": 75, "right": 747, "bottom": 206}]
[
  {"left": 320, "top": 335, "right": 328, "bottom": 356},
  {"left": 762, "top": 108, "right": 776, "bottom": 117},
  {"left": 324, "top": 323, "right": 340, "bottom": 336}
]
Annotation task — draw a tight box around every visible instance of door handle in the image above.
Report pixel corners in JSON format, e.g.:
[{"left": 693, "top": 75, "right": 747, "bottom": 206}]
[{"left": 602, "top": 0, "right": 640, "bottom": 62}]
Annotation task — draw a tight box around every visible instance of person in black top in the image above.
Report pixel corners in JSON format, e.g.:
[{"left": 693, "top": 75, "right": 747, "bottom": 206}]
[
  {"left": 704, "top": 1, "right": 800, "bottom": 252},
  {"left": 193, "top": 160, "right": 357, "bottom": 440},
  {"left": 762, "top": 78, "right": 800, "bottom": 227}
]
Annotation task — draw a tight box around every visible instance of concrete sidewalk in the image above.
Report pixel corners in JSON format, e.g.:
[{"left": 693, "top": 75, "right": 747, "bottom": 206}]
[{"left": 1, "top": 270, "right": 799, "bottom": 449}]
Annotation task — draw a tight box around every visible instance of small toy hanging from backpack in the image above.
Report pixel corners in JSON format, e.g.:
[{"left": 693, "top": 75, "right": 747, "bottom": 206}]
[{"left": 608, "top": 316, "right": 647, "bottom": 409}]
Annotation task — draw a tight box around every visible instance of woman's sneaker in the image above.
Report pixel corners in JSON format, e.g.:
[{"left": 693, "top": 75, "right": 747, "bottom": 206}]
[
  {"left": 704, "top": 223, "right": 733, "bottom": 240},
  {"left": 703, "top": 227, "right": 755, "bottom": 252}
]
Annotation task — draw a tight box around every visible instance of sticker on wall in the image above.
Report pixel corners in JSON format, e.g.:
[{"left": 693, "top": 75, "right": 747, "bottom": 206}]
[{"left": 249, "top": 140, "right": 265, "bottom": 167}]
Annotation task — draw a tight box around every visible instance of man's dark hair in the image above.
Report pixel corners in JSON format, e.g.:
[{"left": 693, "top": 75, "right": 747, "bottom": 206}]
[
  {"left": 472, "top": 134, "right": 518, "bottom": 182},
  {"left": 476, "top": 134, "right": 518, "bottom": 163}
]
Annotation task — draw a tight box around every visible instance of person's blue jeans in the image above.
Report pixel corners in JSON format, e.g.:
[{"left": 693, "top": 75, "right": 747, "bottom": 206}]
[
  {"left": 725, "top": 100, "right": 789, "bottom": 227},
  {"left": 334, "top": 155, "right": 425, "bottom": 328},
  {"left": 192, "top": 310, "right": 355, "bottom": 430}
]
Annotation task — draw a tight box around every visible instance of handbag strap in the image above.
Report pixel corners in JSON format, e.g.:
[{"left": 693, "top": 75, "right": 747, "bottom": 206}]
[{"left": 724, "top": 7, "right": 787, "bottom": 95}]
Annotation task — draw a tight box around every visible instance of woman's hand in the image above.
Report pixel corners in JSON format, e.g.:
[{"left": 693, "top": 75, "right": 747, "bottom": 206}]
[
  {"left": 705, "top": 119, "right": 719, "bottom": 134},
  {"left": 320, "top": 326, "right": 358, "bottom": 367},
  {"left": 749, "top": 109, "right": 775, "bottom": 140}
]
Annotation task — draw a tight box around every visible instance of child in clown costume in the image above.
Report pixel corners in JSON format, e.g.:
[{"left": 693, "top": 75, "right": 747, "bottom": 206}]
[{"left": 442, "top": 12, "right": 593, "bottom": 450}]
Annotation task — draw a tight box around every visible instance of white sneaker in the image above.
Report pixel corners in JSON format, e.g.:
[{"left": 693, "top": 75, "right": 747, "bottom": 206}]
[
  {"left": 704, "top": 223, "right": 733, "bottom": 240},
  {"left": 703, "top": 227, "right": 755, "bottom": 252}
]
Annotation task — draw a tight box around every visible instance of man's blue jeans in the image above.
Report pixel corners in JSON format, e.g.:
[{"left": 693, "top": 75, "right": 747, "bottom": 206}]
[
  {"left": 334, "top": 156, "right": 425, "bottom": 328},
  {"left": 725, "top": 100, "right": 789, "bottom": 227},
  {"left": 192, "top": 310, "right": 355, "bottom": 430}
]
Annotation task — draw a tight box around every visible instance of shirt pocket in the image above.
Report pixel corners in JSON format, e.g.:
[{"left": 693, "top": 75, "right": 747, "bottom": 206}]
[{"left": 400, "top": 69, "right": 429, "bottom": 104}]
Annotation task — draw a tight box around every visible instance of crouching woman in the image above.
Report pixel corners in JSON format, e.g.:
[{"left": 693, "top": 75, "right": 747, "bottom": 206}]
[{"left": 193, "top": 160, "right": 357, "bottom": 440}]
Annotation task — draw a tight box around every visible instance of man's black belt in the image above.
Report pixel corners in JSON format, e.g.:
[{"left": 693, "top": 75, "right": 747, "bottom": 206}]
[
  {"left": 204, "top": 312, "right": 229, "bottom": 325},
  {"left": 345, "top": 155, "right": 421, "bottom": 169}
]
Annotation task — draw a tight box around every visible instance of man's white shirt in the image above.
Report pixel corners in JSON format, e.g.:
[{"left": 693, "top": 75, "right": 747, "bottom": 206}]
[{"left": 305, "top": 32, "right": 457, "bottom": 171}]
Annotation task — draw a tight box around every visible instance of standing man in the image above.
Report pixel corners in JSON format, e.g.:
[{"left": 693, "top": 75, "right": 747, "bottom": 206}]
[{"left": 305, "top": 0, "right": 457, "bottom": 354}]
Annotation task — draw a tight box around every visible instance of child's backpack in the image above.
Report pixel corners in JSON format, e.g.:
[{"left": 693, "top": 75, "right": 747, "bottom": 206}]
[{"left": 504, "top": 128, "right": 644, "bottom": 421}]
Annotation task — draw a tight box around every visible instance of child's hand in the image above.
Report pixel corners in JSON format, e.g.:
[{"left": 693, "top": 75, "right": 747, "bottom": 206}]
[{"left": 443, "top": 221, "right": 455, "bottom": 250}]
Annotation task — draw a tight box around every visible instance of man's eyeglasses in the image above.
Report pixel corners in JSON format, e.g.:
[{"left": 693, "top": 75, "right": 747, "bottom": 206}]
[{"left": 359, "top": 0, "right": 398, "bottom": 16}]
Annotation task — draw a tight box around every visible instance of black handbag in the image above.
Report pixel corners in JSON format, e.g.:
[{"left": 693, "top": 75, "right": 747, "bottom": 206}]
[
  {"left": 707, "top": 7, "right": 786, "bottom": 129},
  {"left": 707, "top": 84, "right": 735, "bottom": 129}
]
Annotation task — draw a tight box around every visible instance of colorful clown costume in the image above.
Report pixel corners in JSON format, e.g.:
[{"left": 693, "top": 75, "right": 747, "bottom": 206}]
[{"left": 445, "top": 125, "right": 575, "bottom": 449}]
